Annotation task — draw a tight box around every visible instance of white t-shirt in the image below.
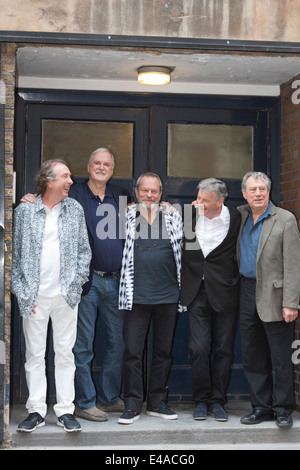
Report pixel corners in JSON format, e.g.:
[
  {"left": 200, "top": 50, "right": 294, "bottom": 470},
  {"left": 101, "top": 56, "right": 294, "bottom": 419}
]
[{"left": 38, "top": 203, "right": 62, "bottom": 297}]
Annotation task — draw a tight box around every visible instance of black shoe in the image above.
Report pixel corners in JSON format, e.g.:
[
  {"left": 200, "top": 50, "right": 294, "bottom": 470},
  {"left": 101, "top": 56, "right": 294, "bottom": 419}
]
[
  {"left": 57, "top": 413, "right": 82, "bottom": 432},
  {"left": 118, "top": 409, "right": 140, "bottom": 425},
  {"left": 17, "top": 412, "right": 45, "bottom": 432},
  {"left": 209, "top": 403, "right": 228, "bottom": 422},
  {"left": 276, "top": 412, "right": 293, "bottom": 428},
  {"left": 240, "top": 408, "right": 274, "bottom": 425},
  {"left": 193, "top": 403, "right": 208, "bottom": 420},
  {"left": 146, "top": 404, "right": 178, "bottom": 420}
]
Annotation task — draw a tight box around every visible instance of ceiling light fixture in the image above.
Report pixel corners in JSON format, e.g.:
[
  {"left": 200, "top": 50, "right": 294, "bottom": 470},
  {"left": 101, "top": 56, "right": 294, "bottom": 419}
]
[{"left": 138, "top": 66, "right": 171, "bottom": 86}]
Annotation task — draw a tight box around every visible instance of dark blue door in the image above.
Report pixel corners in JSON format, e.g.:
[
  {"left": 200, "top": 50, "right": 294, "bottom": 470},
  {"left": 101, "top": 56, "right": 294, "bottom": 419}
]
[
  {"left": 13, "top": 98, "right": 150, "bottom": 404},
  {"left": 13, "top": 91, "right": 279, "bottom": 405},
  {"left": 149, "top": 105, "right": 273, "bottom": 402}
]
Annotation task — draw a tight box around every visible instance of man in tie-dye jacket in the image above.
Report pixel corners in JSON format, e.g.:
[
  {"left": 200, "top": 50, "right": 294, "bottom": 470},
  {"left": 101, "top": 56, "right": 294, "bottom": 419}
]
[{"left": 118, "top": 172, "right": 183, "bottom": 425}]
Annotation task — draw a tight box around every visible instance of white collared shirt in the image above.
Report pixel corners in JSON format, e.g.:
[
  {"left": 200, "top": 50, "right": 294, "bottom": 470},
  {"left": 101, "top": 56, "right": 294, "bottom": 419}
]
[{"left": 195, "top": 204, "right": 230, "bottom": 258}]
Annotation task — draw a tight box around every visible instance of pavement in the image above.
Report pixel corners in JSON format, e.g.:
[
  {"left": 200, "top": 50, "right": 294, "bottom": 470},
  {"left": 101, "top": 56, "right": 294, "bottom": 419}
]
[{"left": 5, "top": 401, "right": 300, "bottom": 451}]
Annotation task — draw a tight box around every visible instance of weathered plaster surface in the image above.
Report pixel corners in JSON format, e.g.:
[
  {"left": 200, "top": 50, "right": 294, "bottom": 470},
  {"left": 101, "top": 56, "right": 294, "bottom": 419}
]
[{"left": 0, "top": 0, "right": 299, "bottom": 43}]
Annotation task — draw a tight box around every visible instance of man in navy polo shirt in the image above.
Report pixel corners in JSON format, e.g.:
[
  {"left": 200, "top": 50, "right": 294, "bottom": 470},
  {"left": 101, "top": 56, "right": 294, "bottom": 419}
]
[{"left": 70, "top": 148, "right": 131, "bottom": 422}]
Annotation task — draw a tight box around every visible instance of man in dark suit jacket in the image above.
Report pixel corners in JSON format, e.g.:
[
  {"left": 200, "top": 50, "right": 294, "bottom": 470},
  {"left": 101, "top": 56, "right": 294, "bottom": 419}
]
[{"left": 180, "top": 178, "right": 241, "bottom": 422}]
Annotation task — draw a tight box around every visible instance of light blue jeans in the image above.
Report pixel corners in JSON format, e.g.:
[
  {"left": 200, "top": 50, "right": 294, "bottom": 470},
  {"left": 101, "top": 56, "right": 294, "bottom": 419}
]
[{"left": 73, "top": 272, "right": 124, "bottom": 409}]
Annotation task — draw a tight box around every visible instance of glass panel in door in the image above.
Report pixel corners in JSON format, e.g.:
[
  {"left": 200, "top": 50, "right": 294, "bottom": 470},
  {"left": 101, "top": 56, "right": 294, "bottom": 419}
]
[
  {"left": 41, "top": 120, "right": 134, "bottom": 179},
  {"left": 167, "top": 123, "right": 253, "bottom": 179}
]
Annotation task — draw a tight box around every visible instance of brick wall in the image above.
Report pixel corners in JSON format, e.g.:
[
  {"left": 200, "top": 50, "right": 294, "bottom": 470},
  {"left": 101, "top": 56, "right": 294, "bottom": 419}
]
[
  {"left": 280, "top": 74, "right": 300, "bottom": 411},
  {"left": 0, "top": 42, "right": 16, "bottom": 442}
]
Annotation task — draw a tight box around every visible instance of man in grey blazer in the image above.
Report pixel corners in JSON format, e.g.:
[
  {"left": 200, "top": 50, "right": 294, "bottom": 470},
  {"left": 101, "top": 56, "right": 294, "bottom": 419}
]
[{"left": 237, "top": 172, "right": 300, "bottom": 428}]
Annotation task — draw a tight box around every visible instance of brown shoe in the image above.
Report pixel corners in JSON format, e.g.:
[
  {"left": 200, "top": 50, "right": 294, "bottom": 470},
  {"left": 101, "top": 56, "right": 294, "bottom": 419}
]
[
  {"left": 97, "top": 399, "right": 125, "bottom": 413},
  {"left": 75, "top": 405, "right": 108, "bottom": 422}
]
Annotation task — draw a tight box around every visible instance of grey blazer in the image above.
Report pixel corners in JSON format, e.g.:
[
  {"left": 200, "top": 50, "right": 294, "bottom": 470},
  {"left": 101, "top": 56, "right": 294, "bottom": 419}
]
[{"left": 237, "top": 202, "right": 300, "bottom": 322}]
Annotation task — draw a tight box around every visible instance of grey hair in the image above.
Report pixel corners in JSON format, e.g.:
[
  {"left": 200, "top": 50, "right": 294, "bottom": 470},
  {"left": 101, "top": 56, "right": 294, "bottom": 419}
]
[
  {"left": 135, "top": 172, "right": 163, "bottom": 192},
  {"left": 35, "top": 159, "right": 69, "bottom": 195},
  {"left": 88, "top": 147, "right": 115, "bottom": 168},
  {"left": 197, "top": 178, "right": 228, "bottom": 200},
  {"left": 241, "top": 172, "right": 271, "bottom": 192}
]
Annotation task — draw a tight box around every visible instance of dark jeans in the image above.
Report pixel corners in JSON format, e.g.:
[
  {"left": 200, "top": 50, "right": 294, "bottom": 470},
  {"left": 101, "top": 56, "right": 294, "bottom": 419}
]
[
  {"left": 239, "top": 276, "right": 295, "bottom": 415},
  {"left": 189, "top": 282, "right": 238, "bottom": 406},
  {"left": 122, "top": 303, "right": 178, "bottom": 412}
]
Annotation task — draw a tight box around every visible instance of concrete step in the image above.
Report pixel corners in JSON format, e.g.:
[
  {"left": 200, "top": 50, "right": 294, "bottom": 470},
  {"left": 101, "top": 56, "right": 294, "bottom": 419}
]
[{"left": 8, "top": 401, "right": 300, "bottom": 450}]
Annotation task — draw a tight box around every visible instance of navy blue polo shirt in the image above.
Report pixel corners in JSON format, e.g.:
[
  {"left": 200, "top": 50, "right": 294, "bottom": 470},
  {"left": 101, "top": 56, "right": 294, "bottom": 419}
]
[{"left": 87, "top": 183, "right": 124, "bottom": 272}]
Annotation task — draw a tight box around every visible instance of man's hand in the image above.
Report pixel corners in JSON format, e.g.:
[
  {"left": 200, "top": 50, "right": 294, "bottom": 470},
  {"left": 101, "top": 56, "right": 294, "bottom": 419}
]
[
  {"left": 283, "top": 307, "right": 298, "bottom": 323},
  {"left": 31, "top": 304, "right": 37, "bottom": 315},
  {"left": 160, "top": 202, "right": 177, "bottom": 214},
  {"left": 192, "top": 200, "right": 205, "bottom": 216},
  {"left": 21, "top": 193, "right": 37, "bottom": 204}
]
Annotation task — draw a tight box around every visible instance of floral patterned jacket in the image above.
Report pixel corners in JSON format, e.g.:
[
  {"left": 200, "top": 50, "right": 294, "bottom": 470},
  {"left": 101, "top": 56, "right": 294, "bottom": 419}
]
[{"left": 11, "top": 195, "right": 91, "bottom": 318}]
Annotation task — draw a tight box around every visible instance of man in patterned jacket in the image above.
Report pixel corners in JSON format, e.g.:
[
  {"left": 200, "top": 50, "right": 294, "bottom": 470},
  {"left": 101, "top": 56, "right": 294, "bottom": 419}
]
[
  {"left": 118, "top": 173, "right": 183, "bottom": 424},
  {"left": 12, "top": 160, "right": 91, "bottom": 433}
]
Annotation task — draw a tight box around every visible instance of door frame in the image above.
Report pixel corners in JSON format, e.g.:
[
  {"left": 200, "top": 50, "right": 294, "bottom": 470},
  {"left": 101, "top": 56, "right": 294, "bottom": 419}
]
[
  {"left": 15, "top": 89, "right": 281, "bottom": 201},
  {"left": 3, "top": 31, "right": 300, "bottom": 55},
  {"left": 12, "top": 88, "right": 281, "bottom": 404}
]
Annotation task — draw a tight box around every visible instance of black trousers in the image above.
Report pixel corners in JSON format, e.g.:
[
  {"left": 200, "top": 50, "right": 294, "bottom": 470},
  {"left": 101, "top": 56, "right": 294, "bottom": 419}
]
[
  {"left": 122, "top": 303, "right": 178, "bottom": 412},
  {"left": 239, "top": 276, "right": 295, "bottom": 414},
  {"left": 189, "top": 282, "right": 238, "bottom": 406}
]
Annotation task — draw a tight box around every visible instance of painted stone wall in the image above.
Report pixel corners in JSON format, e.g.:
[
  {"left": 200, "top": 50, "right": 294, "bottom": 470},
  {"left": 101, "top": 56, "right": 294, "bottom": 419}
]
[{"left": 0, "top": 0, "right": 300, "bottom": 43}]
